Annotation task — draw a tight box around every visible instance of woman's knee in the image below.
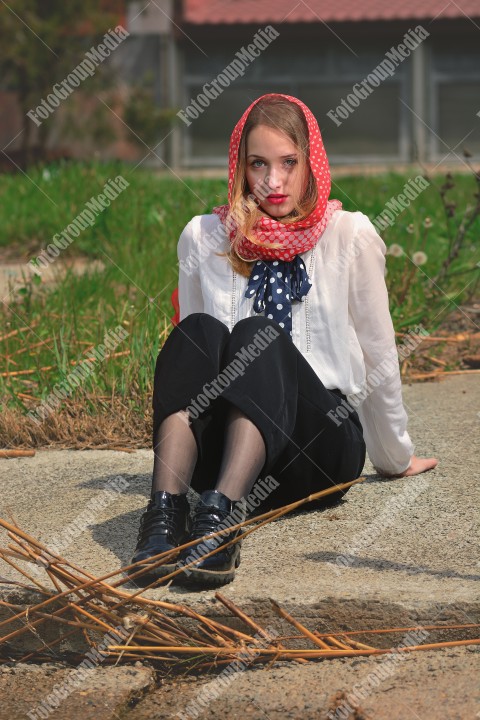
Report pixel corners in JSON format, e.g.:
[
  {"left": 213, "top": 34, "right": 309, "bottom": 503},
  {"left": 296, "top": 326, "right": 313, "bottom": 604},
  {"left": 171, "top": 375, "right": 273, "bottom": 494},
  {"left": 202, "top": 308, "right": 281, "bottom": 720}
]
[
  {"left": 154, "top": 312, "right": 229, "bottom": 370},
  {"left": 230, "top": 315, "right": 286, "bottom": 344},
  {"left": 168, "top": 312, "right": 231, "bottom": 348},
  {"left": 228, "top": 317, "right": 291, "bottom": 364},
  {"left": 176, "top": 312, "right": 229, "bottom": 333}
]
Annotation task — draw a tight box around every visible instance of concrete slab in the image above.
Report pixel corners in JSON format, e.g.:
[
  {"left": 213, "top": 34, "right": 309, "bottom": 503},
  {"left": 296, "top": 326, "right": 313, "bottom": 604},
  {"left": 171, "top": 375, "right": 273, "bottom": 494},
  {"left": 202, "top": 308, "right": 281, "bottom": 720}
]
[
  {"left": 0, "top": 663, "right": 154, "bottom": 720},
  {"left": 0, "top": 375, "right": 478, "bottom": 648},
  {"left": 127, "top": 647, "right": 480, "bottom": 720}
]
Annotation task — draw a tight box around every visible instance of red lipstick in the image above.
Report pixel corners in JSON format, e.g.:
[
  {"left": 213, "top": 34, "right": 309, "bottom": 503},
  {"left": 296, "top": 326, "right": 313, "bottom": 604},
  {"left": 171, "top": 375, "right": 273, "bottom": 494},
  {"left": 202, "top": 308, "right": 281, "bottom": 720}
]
[{"left": 266, "top": 194, "right": 287, "bottom": 204}]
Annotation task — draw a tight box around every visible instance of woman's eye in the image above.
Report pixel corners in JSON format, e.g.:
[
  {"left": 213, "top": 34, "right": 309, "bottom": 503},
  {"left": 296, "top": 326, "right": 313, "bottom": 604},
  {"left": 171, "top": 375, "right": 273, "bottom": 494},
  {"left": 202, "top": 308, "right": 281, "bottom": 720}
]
[{"left": 250, "top": 159, "right": 297, "bottom": 168}]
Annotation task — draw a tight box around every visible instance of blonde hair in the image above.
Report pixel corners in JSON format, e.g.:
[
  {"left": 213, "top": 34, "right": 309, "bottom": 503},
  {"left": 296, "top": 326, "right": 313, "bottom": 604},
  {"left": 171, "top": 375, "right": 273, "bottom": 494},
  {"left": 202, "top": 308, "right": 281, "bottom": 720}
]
[{"left": 215, "top": 96, "right": 318, "bottom": 278}]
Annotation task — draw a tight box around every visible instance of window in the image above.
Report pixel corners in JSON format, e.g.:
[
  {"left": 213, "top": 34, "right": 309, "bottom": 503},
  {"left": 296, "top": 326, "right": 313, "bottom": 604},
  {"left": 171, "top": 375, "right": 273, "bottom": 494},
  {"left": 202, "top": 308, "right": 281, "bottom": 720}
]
[
  {"left": 182, "top": 33, "right": 409, "bottom": 164},
  {"left": 430, "top": 41, "right": 480, "bottom": 160}
]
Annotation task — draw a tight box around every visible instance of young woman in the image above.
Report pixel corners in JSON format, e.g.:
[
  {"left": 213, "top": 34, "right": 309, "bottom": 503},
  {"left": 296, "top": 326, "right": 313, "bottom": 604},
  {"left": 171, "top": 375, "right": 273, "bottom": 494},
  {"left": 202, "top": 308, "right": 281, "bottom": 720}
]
[{"left": 130, "top": 93, "right": 437, "bottom": 589}]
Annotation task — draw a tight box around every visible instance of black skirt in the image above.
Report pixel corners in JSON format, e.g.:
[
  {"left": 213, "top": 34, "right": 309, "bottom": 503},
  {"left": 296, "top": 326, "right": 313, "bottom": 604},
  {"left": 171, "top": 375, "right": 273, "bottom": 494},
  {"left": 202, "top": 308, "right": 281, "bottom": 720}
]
[{"left": 152, "top": 313, "right": 366, "bottom": 512}]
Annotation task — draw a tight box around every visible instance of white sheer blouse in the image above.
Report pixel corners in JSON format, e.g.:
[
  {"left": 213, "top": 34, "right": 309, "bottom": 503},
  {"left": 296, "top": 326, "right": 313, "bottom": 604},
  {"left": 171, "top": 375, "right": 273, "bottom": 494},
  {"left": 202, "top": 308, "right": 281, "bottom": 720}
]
[{"left": 176, "top": 208, "right": 415, "bottom": 475}]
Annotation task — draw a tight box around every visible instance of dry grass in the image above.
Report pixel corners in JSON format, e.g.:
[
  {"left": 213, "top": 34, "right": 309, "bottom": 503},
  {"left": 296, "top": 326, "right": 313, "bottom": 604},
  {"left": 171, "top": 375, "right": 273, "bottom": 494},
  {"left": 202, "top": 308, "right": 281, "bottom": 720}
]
[
  {"left": 0, "top": 393, "right": 152, "bottom": 450},
  {"left": 1, "top": 306, "right": 479, "bottom": 451}
]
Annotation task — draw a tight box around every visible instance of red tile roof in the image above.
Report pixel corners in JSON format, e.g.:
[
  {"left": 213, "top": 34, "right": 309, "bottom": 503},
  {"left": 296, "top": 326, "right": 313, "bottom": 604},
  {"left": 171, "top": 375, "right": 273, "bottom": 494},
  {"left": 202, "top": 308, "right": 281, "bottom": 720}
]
[{"left": 183, "top": 0, "right": 480, "bottom": 24}]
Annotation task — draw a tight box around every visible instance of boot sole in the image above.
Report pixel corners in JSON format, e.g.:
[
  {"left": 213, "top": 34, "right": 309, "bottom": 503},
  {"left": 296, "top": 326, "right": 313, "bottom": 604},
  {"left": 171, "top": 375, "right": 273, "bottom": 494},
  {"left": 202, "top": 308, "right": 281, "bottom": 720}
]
[
  {"left": 127, "top": 562, "right": 178, "bottom": 585},
  {"left": 176, "top": 555, "right": 241, "bottom": 588}
]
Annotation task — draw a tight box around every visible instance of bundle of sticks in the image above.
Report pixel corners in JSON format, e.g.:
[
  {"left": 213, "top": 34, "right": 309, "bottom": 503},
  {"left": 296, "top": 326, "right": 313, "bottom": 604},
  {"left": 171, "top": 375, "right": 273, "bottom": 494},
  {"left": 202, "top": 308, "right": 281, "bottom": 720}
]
[{"left": 0, "top": 477, "right": 478, "bottom": 670}]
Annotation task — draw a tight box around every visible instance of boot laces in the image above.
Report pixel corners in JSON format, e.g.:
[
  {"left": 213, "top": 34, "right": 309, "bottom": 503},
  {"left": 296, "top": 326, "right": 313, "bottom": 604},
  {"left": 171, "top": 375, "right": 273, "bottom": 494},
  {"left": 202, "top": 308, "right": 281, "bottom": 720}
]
[
  {"left": 138, "top": 505, "right": 181, "bottom": 541},
  {"left": 191, "top": 505, "right": 231, "bottom": 538}
]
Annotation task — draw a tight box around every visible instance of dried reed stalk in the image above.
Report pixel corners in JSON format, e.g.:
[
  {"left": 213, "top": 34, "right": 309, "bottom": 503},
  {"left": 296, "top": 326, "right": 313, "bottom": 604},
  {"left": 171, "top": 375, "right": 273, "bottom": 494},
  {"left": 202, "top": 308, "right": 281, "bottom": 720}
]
[
  {"left": 0, "top": 449, "right": 36, "bottom": 458},
  {"left": 215, "top": 593, "right": 308, "bottom": 664},
  {"left": 104, "top": 638, "right": 480, "bottom": 659},
  {"left": 409, "top": 368, "right": 480, "bottom": 380},
  {"left": 0, "top": 503, "right": 478, "bottom": 669},
  {"left": 0, "top": 324, "right": 40, "bottom": 343},
  {"left": 119, "top": 477, "right": 366, "bottom": 593}
]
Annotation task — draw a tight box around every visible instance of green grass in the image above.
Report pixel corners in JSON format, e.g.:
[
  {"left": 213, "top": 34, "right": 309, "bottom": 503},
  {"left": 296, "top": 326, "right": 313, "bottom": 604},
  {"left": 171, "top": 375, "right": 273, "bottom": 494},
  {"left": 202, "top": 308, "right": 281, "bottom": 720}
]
[
  {"left": 0, "top": 160, "right": 479, "bottom": 426},
  {"left": 334, "top": 171, "right": 480, "bottom": 328}
]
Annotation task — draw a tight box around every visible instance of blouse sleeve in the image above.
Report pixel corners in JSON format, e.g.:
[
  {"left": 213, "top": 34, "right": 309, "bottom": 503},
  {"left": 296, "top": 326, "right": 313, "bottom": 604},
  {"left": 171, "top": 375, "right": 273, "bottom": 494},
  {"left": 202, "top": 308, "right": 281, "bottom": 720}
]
[
  {"left": 348, "top": 212, "right": 414, "bottom": 475},
  {"left": 177, "top": 216, "right": 204, "bottom": 321}
]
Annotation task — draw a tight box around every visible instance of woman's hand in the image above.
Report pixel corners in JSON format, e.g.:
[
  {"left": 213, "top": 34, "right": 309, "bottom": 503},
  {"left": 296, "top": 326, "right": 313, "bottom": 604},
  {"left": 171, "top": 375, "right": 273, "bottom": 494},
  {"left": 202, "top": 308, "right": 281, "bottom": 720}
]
[{"left": 376, "top": 455, "right": 438, "bottom": 478}]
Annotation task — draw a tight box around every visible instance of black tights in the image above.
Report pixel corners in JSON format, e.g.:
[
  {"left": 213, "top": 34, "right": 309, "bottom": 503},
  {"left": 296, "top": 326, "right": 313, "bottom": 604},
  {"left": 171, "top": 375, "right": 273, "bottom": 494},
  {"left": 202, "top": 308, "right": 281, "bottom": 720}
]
[{"left": 151, "top": 404, "right": 266, "bottom": 501}]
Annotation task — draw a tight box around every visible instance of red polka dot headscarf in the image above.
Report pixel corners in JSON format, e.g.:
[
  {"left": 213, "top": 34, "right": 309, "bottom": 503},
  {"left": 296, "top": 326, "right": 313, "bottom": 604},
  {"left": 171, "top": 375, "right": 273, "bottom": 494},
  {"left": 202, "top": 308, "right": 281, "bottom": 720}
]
[{"left": 212, "top": 93, "right": 342, "bottom": 262}]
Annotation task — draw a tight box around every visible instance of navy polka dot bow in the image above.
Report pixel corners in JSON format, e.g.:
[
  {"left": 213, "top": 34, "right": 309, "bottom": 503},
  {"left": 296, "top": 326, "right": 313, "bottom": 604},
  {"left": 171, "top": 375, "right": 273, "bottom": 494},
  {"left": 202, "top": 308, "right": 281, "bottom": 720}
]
[{"left": 245, "top": 256, "right": 313, "bottom": 338}]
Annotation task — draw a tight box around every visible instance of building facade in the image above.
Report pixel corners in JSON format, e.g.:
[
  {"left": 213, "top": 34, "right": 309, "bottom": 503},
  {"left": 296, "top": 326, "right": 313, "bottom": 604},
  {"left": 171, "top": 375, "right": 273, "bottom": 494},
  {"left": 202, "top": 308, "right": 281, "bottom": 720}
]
[
  {"left": 127, "top": 0, "right": 480, "bottom": 168},
  {"left": 1, "top": 1, "right": 479, "bottom": 169}
]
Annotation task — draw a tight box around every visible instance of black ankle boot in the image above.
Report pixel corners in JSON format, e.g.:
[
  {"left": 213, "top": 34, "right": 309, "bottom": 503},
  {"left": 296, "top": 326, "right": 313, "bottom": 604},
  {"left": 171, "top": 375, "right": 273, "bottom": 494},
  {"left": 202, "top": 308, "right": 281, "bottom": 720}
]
[
  {"left": 129, "top": 490, "right": 191, "bottom": 583},
  {"left": 176, "top": 490, "right": 246, "bottom": 588}
]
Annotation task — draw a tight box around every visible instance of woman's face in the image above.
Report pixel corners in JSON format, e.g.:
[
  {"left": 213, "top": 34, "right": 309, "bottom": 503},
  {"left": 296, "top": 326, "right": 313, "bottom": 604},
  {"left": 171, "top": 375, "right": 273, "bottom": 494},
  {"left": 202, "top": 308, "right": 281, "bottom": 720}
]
[{"left": 245, "top": 124, "right": 309, "bottom": 219}]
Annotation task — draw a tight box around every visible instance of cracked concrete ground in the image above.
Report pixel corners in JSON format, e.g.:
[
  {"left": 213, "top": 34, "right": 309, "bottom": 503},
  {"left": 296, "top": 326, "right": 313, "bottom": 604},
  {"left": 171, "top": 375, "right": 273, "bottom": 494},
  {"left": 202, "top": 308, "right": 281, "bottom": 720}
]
[{"left": 0, "top": 374, "right": 478, "bottom": 718}]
